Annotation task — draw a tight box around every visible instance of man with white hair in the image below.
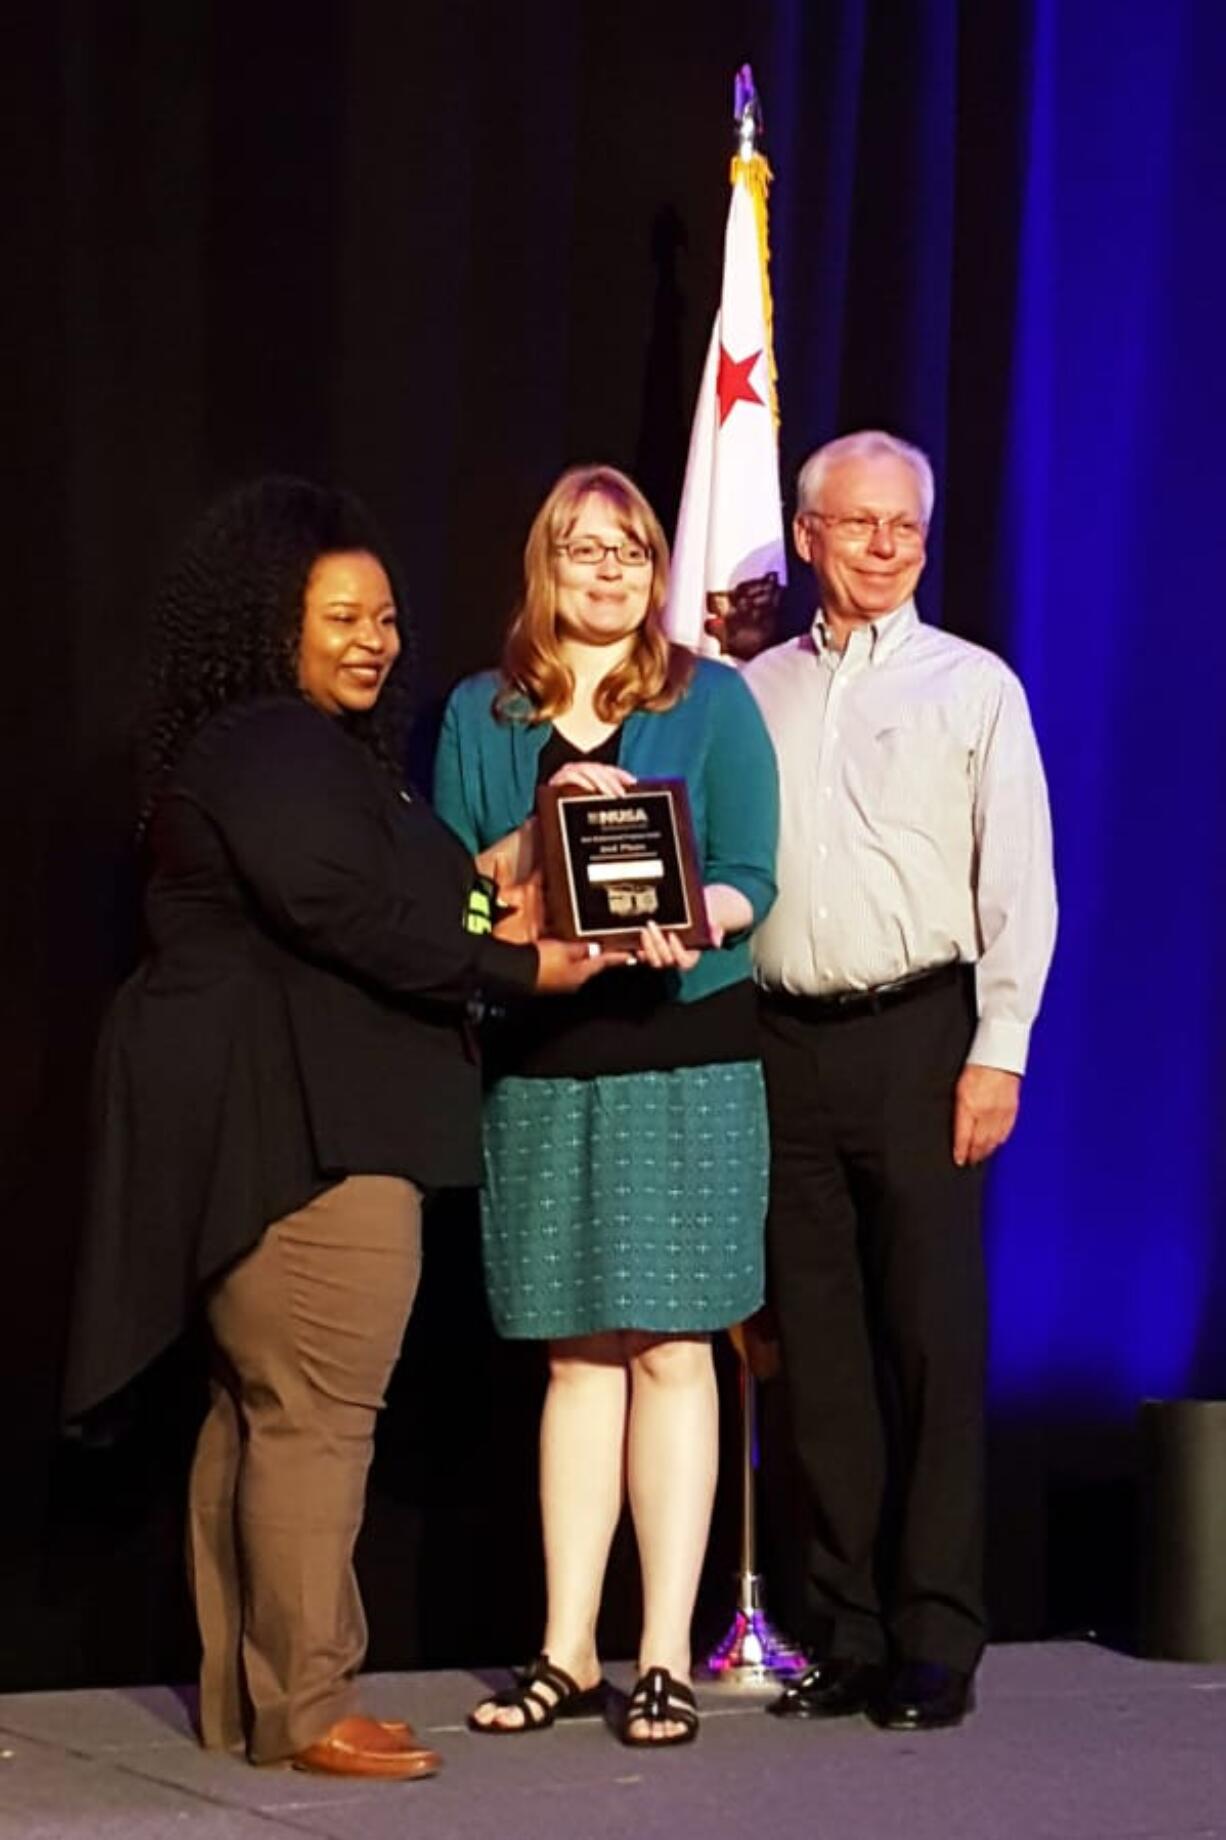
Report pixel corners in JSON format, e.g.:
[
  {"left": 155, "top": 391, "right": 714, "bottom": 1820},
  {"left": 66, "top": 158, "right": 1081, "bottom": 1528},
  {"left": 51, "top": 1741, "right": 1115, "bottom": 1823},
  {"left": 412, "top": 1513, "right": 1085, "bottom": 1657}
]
[{"left": 744, "top": 430, "right": 1055, "bottom": 1731}]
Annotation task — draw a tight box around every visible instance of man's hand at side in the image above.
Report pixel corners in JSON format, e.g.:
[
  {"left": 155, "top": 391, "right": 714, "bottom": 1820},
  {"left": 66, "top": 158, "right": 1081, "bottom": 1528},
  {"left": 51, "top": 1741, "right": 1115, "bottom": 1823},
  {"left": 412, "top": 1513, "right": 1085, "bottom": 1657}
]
[{"left": 953, "top": 1065, "right": 1021, "bottom": 1166}]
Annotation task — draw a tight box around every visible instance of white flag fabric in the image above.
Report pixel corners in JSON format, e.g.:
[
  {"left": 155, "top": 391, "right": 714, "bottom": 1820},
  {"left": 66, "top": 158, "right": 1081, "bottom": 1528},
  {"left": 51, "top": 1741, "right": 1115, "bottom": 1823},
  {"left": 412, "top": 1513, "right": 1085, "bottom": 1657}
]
[{"left": 665, "top": 163, "right": 786, "bottom": 656}]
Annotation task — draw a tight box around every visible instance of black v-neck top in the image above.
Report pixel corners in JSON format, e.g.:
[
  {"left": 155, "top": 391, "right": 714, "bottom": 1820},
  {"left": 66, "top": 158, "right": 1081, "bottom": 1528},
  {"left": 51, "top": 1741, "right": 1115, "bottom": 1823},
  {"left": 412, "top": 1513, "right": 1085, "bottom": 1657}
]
[{"left": 540, "top": 726, "right": 621, "bottom": 776}]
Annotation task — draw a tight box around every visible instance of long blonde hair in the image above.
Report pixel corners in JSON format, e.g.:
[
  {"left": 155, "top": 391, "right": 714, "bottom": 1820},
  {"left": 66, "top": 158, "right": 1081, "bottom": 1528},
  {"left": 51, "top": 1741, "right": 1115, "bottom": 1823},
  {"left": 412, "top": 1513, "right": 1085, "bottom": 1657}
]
[{"left": 496, "top": 464, "right": 693, "bottom": 724}]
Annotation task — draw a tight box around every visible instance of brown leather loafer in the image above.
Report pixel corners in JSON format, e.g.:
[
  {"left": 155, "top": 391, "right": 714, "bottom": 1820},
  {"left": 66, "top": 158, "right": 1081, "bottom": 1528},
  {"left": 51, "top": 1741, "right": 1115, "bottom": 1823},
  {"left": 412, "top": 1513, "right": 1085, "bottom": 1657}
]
[{"left": 292, "top": 1714, "right": 442, "bottom": 1779}]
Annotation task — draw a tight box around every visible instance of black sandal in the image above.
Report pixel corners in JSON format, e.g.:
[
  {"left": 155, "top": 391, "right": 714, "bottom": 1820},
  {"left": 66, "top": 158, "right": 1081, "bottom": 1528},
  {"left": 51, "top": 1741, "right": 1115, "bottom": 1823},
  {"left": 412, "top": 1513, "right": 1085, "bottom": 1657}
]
[
  {"left": 467, "top": 1654, "right": 606, "bottom": 1734},
  {"left": 621, "top": 1666, "right": 699, "bottom": 1747}
]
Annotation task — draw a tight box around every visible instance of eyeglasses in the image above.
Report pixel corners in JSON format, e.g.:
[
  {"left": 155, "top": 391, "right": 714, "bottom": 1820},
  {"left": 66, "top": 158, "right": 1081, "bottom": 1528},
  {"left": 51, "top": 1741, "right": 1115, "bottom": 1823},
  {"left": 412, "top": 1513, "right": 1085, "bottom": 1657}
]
[
  {"left": 804, "top": 511, "right": 926, "bottom": 548},
  {"left": 555, "top": 537, "right": 653, "bottom": 568}
]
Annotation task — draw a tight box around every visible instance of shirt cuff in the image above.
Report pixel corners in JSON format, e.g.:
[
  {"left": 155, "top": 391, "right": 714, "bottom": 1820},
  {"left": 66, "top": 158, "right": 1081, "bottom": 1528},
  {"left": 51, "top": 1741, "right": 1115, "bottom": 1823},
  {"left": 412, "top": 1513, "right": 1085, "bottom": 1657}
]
[{"left": 967, "top": 1015, "right": 1031, "bottom": 1076}]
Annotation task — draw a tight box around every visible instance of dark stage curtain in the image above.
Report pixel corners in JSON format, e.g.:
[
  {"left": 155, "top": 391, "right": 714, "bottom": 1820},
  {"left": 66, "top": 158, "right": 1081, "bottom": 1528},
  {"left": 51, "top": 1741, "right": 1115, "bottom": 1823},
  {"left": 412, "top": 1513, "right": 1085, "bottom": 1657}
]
[{"left": 6, "top": 0, "right": 1226, "bottom": 1688}]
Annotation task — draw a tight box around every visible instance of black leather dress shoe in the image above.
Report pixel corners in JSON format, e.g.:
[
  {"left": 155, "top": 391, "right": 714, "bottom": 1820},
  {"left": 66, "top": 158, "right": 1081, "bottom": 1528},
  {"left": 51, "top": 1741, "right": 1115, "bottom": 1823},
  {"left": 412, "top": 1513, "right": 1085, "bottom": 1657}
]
[
  {"left": 766, "top": 1657, "right": 883, "bottom": 1720},
  {"left": 869, "top": 1661, "right": 974, "bottom": 1731}
]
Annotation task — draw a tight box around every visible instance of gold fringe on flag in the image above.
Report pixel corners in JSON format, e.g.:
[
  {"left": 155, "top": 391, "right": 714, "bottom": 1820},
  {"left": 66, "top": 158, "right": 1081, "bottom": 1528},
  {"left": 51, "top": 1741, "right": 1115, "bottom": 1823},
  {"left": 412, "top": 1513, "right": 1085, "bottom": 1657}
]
[{"left": 730, "top": 151, "right": 779, "bottom": 427}]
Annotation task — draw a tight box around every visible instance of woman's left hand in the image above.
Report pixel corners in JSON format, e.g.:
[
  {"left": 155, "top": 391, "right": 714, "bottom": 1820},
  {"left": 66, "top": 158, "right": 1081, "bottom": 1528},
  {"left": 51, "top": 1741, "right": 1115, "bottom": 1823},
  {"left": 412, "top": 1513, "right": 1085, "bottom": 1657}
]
[
  {"left": 634, "top": 881, "right": 756, "bottom": 970},
  {"left": 635, "top": 921, "right": 700, "bottom": 972},
  {"left": 702, "top": 882, "right": 753, "bottom": 948}
]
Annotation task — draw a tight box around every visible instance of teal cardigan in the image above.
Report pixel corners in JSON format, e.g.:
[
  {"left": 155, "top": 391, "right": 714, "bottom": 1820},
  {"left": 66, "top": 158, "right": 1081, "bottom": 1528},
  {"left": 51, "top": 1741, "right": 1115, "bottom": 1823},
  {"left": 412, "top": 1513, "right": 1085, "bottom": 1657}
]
[{"left": 434, "top": 656, "right": 779, "bottom": 1004}]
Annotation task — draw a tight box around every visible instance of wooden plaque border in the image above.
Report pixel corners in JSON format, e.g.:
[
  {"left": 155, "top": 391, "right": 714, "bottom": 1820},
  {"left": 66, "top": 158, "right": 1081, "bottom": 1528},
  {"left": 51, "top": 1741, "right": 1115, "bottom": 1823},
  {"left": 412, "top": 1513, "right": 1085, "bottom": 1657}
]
[{"left": 535, "top": 777, "right": 712, "bottom": 951}]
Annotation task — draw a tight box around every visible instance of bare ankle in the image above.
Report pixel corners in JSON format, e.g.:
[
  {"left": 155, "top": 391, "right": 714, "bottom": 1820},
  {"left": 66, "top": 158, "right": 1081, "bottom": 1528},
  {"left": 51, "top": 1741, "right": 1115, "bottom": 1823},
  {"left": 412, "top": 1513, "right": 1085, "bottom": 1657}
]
[
  {"left": 541, "top": 1642, "right": 601, "bottom": 1689},
  {"left": 636, "top": 1652, "right": 691, "bottom": 1684}
]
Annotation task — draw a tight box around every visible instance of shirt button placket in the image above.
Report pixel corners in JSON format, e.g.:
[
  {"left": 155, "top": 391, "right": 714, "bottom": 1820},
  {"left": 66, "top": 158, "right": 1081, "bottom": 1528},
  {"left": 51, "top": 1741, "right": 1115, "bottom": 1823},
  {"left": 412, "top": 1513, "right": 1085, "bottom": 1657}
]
[{"left": 812, "top": 664, "right": 845, "bottom": 989}]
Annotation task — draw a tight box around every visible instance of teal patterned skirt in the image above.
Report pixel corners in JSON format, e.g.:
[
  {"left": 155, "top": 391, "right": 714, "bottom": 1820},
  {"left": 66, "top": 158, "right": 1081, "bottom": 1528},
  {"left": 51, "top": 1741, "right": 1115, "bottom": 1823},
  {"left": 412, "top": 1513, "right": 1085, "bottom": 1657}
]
[{"left": 480, "top": 1061, "right": 767, "bottom": 1339}]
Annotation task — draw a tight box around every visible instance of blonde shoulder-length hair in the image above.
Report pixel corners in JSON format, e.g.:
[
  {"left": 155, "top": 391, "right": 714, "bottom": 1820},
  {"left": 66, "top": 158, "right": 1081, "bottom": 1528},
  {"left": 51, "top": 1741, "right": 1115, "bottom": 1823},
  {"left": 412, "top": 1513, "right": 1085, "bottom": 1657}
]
[{"left": 495, "top": 464, "right": 693, "bottom": 725}]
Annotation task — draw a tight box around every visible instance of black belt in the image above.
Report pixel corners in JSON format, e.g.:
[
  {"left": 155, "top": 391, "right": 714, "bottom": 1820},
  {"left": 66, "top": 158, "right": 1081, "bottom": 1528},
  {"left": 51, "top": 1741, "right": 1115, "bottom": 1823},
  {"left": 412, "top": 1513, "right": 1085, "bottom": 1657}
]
[{"left": 761, "top": 958, "right": 965, "bottom": 1024}]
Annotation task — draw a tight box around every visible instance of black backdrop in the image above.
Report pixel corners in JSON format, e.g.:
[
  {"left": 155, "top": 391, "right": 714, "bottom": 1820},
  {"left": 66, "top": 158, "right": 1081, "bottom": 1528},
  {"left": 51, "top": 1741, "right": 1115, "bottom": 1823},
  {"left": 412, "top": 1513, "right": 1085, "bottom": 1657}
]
[{"left": 4, "top": 0, "right": 1098, "bottom": 1692}]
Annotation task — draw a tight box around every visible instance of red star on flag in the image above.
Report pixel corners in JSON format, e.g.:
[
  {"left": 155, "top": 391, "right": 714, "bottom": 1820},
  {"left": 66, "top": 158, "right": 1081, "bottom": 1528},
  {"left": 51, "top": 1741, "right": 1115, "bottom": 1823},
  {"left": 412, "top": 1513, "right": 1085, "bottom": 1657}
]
[
  {"left": 716, "top": 344, "right": 764, "bottom": 425},
  {"left": 664, "top": 99, "right": 787, "bottom": 656}
]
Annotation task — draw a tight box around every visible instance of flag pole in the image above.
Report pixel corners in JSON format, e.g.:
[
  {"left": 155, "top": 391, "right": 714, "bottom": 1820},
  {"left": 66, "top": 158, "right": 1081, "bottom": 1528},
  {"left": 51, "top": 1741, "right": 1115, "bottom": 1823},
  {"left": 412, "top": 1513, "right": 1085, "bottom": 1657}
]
[
  {"left": 663, "top": 62, "right": 786, "bottom": 658},
  {"left": 696, "top": 61, "right": 806, "bottom": 1696},
  {"left": 700, "top": 1346, "right": 806, "bottom": 1689}
]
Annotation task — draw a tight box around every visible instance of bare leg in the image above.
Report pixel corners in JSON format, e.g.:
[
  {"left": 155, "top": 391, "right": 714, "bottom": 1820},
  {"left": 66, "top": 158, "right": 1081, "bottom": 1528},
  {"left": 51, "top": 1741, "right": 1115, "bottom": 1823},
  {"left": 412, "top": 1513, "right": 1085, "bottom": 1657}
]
[
  {"left": 625, "top": 1333, "right": 718, "bottom": 1740},
  {"left": 472, "top": 1331, "right": 627, "bottom": 1729}
]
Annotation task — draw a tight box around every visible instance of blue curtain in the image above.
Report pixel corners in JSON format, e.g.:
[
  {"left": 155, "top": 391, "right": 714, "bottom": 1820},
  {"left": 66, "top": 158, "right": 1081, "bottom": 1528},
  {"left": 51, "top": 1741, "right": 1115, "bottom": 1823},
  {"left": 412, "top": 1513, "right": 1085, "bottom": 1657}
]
[
  {"left": 762, "top": 0, "right": 1226, "bottom": 1416},
  {"left": 994, "top": 0, "right": 1226, "bottom": 1407}
]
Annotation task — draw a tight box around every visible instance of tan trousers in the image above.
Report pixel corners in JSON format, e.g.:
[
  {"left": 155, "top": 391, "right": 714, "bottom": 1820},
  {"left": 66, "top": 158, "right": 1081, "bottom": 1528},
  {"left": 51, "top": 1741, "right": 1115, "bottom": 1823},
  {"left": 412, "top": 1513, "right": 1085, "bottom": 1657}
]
[{"left": 186, "top": 1175, "right": 422, "bottom": 1763}]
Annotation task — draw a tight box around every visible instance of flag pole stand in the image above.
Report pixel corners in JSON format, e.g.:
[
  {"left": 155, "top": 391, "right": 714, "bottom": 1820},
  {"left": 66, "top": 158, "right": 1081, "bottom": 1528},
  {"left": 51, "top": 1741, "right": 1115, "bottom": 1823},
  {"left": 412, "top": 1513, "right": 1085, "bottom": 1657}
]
[{"left": 699, "top": 1363, "right": 807, "bottom": 1690}]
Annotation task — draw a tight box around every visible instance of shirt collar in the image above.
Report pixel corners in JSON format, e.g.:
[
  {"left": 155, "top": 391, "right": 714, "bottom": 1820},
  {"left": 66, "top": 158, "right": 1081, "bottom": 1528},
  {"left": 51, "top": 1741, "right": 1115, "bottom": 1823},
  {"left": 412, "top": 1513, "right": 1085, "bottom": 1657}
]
[{"left": 811, "top": 597, "right": 918, "bottom": 665}]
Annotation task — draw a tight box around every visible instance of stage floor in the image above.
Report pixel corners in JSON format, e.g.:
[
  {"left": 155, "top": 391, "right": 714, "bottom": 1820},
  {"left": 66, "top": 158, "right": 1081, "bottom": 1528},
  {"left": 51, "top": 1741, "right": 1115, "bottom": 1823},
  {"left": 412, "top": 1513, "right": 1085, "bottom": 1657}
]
[{"left": 1, "top": 1641, "right": 1222, "bottom": 1839}]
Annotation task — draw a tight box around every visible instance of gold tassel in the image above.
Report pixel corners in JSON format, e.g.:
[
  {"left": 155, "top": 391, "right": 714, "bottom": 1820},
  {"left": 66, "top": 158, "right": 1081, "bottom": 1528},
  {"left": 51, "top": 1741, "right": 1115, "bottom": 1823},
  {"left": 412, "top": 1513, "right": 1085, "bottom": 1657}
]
[{"left": 730, "top": 151, "right": 779, "bottom": 427}]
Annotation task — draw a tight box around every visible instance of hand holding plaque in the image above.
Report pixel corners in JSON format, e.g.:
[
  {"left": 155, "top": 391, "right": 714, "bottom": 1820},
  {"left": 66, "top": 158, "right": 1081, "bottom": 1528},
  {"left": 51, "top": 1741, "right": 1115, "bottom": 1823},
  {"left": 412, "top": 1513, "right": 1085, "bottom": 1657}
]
[
  {"left": 536, "top": 777, "right": 713, "bottom": 952},
  {"left": 490, "top": 868, "right": 545, "bottom": 946}
]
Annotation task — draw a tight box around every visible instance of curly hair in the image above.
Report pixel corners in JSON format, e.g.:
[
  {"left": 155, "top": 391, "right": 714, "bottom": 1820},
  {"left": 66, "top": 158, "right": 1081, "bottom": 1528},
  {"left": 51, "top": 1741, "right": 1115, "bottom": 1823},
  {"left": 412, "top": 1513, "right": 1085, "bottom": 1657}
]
[{"left": 142, "top": 476, "right": 416, "bottom": 811}]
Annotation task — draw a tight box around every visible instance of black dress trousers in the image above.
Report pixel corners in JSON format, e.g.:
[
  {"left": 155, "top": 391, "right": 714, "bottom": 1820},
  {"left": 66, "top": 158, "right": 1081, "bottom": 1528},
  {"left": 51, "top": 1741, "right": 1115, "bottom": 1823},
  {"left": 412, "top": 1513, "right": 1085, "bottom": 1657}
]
[{"left": 760, "top": 972, "right": 988, "bottom": 1674}]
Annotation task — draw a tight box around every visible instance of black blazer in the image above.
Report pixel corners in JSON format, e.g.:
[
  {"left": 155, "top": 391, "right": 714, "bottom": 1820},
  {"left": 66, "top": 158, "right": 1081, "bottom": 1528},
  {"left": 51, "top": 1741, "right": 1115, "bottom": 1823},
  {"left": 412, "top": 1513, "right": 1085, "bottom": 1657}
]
[{"left": 64, "top": 695, "right": 535, "bottom": 1417}]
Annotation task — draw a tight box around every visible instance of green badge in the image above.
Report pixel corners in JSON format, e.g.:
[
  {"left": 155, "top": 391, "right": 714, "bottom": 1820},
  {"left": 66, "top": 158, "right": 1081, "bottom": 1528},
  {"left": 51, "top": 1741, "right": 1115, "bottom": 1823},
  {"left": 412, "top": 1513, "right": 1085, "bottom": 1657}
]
[{"left": 464, "top": 874, "right": 496, "bottom": 936}]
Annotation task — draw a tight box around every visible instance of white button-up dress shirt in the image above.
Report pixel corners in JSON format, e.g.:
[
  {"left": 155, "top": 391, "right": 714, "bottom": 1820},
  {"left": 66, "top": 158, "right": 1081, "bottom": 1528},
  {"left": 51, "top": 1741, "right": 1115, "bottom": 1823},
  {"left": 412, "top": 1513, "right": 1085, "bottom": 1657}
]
[{"left": 743, "top": 600, "right": 1056, "bottom": 1074}]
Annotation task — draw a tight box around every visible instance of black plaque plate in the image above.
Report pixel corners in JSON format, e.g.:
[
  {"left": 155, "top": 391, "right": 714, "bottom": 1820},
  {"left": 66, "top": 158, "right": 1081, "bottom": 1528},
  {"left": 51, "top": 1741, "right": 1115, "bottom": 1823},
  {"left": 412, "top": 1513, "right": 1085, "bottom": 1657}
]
[{"left": 536, "top": 778, "right": 712, "bottom": 950}]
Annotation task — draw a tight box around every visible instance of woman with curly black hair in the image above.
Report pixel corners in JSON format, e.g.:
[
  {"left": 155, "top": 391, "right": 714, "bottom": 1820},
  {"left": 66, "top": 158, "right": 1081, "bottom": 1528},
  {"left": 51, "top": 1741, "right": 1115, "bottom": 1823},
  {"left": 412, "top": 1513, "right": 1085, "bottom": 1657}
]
[{"left": 64, "top": 477, "right": 616, "bottom": 1781}]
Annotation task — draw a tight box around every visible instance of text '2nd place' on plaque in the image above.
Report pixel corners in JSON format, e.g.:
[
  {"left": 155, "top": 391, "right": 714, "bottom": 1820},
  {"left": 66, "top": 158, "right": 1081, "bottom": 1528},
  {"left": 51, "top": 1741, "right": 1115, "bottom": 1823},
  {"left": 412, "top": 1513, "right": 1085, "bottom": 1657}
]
[{"left": 536, "top": 778, "right": 712, "bottom": 951}]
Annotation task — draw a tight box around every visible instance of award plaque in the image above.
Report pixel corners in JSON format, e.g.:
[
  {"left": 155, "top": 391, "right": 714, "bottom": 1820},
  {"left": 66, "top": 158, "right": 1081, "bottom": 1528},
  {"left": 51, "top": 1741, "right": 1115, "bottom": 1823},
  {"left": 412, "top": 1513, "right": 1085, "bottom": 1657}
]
[{"left": 536, "top": 778, "right": 712, "bottom": 950}]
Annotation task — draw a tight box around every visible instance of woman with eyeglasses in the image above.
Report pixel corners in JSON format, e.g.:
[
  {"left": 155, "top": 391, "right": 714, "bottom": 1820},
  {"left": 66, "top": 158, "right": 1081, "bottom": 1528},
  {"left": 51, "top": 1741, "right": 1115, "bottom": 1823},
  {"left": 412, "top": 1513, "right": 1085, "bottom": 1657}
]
[{"left": 434, "top": 464, "right": 778, "bottom": 1745}]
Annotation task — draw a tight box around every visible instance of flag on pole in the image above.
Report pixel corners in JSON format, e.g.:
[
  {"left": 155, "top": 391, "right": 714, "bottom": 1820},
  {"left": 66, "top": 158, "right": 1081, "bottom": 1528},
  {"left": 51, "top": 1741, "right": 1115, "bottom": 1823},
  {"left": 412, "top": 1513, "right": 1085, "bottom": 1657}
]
[{"left": 665, "top": 67, "right": 786, "bottom": 661}]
